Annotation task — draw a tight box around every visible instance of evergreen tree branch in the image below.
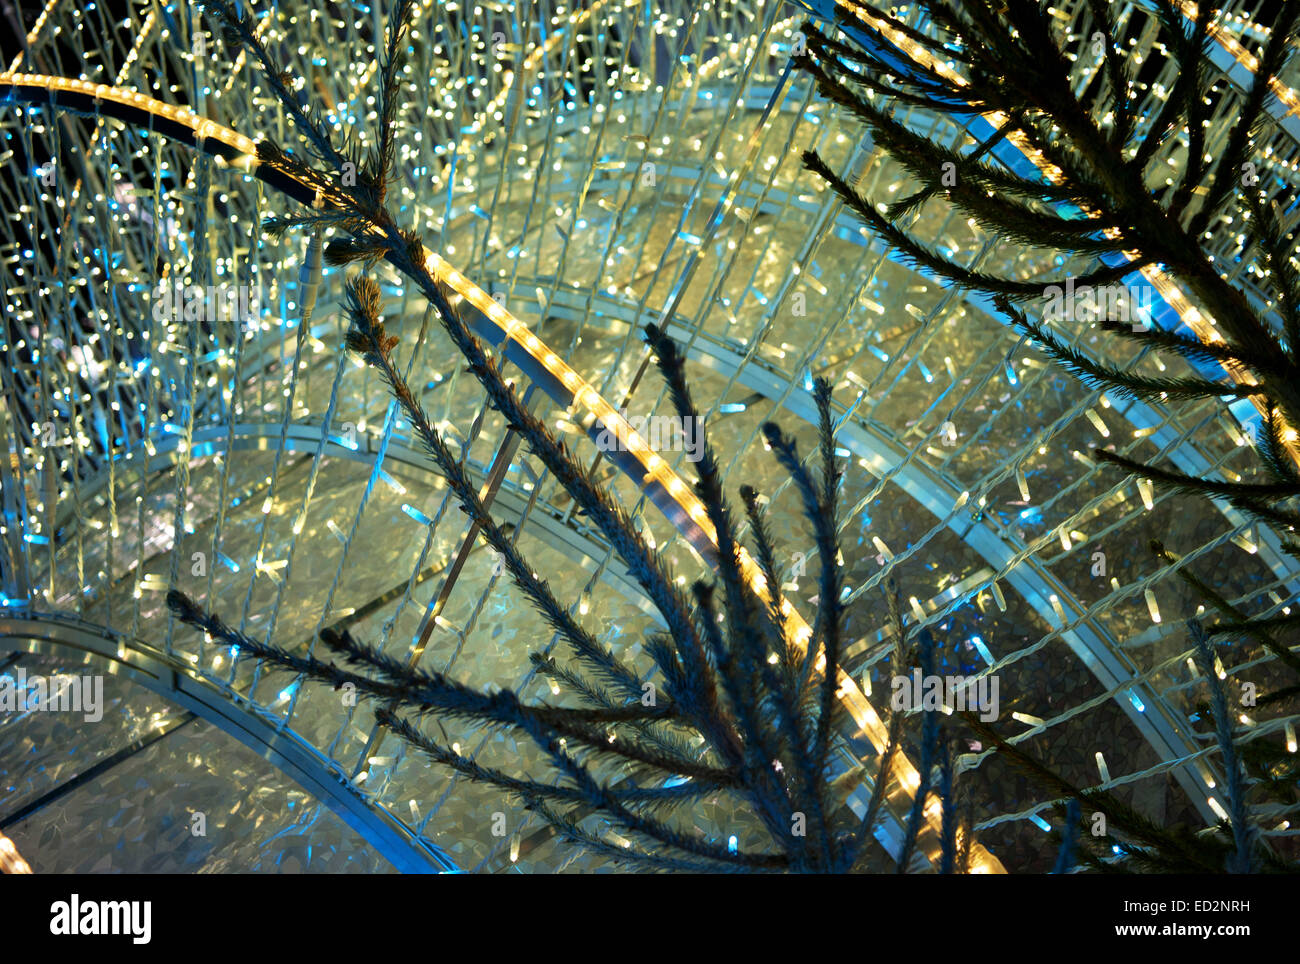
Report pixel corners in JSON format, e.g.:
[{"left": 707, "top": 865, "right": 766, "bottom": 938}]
[
  {"left": 376, "top": 709, "right": 722, "bottom": 808},
  {"left": 1094, "top": 448, "right": 1300, "bottom": 502},
  {"left": 1150, "top": 540, "right": 1300, "bottom": 677},
  {"left": 1189, "top": 620, "right": 1255, "bottom": 872},
  {"left": 1006, "top": 304, "right": 1270, "bottom": 403},
  {"left": 1190, "top": 5, "right": 1300, "bottom": 237},
  {"left": 802, "top": 150, "right": 1150, "bottom": 299},
  {"left": 896, "top": 630, "right": 938, "bottom": 873}
]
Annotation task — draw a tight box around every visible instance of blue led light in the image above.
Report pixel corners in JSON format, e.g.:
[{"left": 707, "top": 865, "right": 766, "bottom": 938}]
[{"left": 401, "top": 503, "right": 434, "bottom": 526}]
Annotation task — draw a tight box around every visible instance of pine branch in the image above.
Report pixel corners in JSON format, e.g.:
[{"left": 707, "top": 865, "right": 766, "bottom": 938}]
[
  {"left": 1245, "top": 195, "right": 1300, "bottom": 358},
  {"left": 1151, "top": 539, "right": 1300, "bottom": 677},
  {"left": 738, "top": 484, "right": 796, "bottom": 683},
  {"left": 1190, "top": 5, "right": 1300, "bottom": 237},
  {"left": 642, "top": 324, "right": 791, "bottom": 796},
  {"left": 962, "top": 711, "right": 1227, "bottom": 872},
  {"left": 1166, "top": 2, "right": 1219, "bottom": 219},
  {"left": 802, "top": 150, "right": 1151, "bottom": 300},
  {"left": 1208, "top": 611, "right": 1300, "bottom": 636},
  {"left": 371, "top": 0, "right": 416, "bottom": 199},
  {"left": 688, "top": 580, "right": 804, "bottom": 860},
  {"left": 938, "top": 738, "right": 958, "bottom": 874},
  {"left": 1006, "top": 305, "right": 1269, "bottom": 403},
  {"left": 528, "top": 652, "right": 707, "bottom": 768},
  {"left": 1083, "top": 0, "right": 1133, "bottom": 147},
  {"left": 525, "top": 798, "right": 762, "bottom": 873},
  {"left": 1096, "top": 320, "right": 1283, "bottom": 381},
  {"left": 802, "top": 48, "right": 1108, "bottom": 231},
  {"left": 1051, "top": 800, "right": 1082, "bottom": 874},
  {"left": 1255, "top": 405, "right": 1300, "bottom": 487},
  {"left": 896, "top": 630, "right": 940, "bottom": 873},
  {"left": 762, "top": 410, "right": 843, "bottom": 792},
  {"left": 200, "top": 0, "right": 351, "bottom": 171},
  {"left": 846, "top": 588, "right": 907, "bottom": 869},
  {"left": 515, "top": 698, "right": 788, "bottom": 869},
  {"left": 1189, "top": 620, "right": 1255, "bottom": 872},
  {"left": 341, "top": 275, "right": 660, "bottom": 709},
  {"left": 1093, "top": 449, "right": 1300, "bottom": 502},
  {"left": 376, "top": 709, "right": 721, "bottom": 809}
]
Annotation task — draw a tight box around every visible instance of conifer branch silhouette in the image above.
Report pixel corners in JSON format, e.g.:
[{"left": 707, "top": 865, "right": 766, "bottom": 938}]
[
  {"left": 798, "top": 4, "right": 1300, "bottom": 873},
  {"left": 172, "top": 0, "right": 984, "bottom": 866},
  {"left": 797, "top": 3, "right": 1300, "bottom": 547}
]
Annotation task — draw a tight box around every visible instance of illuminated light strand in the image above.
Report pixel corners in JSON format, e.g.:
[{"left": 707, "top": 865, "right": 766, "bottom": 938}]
[
  {"left": 5, "top": 0, "right": 59, "bottom": 71},
  {"left": 1174, "top": 0, "right": 1300, "bottom": 125},
  {"left": 0, "top": 72, "right": 260, "bottom": 158},
  {"left": 803, "top": 0, "right": 1300, "bottom": 861},
  {"left": 831, "top": 1, "right": 1300, "bottom": 469},
  {"left": 10, "top": 5, "right": 1284, "bottom": 867},
  {"left": 0, "top": 67, "right": 994, "bottom": 872}
]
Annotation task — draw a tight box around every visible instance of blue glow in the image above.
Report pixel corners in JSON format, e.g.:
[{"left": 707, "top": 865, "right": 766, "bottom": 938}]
[
  {"left": 401, "top": 503, "right": 434, "bottom": 526},
  {"left": 969, "top": 635, "right": 995, "bottom": 666}
]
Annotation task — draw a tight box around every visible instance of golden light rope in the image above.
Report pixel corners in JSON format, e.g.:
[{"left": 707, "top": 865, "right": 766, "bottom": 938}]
[
  {"left": 835, "top": 3, "right": 1300, "bottom": 467},
  {"left": 0, "top": 68, "right": 999, "bottom": 871}
]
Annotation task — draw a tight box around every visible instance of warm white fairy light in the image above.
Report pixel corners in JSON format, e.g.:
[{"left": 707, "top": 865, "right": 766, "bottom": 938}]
[
  {"left": 837, "top": 1, "right": 1300, "bottom": 468},
  {"left": 0, "top": 831, "right": 32, "bottom": 874},
  {"left": 4, "top": 0, "right": 1290, "bottom": 877}
]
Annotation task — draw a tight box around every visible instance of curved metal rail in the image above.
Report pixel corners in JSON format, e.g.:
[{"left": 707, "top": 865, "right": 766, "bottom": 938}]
[
  {"left": 0, "top": 613, "right": 460, "bottom": 872},
  {"left": 0, "top": 71, "right": 984, "bottom": 869},
  {"left": 4, "top": 0, "right": 1296, "bottom": 867}
]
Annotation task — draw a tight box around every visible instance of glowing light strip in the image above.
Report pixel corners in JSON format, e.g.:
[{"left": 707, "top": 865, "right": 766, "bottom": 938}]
[
  {"left": 1165, "top": 1, "right": 1300, "bottom": 462},
  {"left": 0, "top": 73, "right": 260, "bottom": 157},
  {"left": 447, "top": 0, "right": 613, "bottom": 160},
  {"left": 6, "top": 0, "right": 59, "bottom": 71},
  {"left": 828, "top": 3, "right": 1300, "bottom": 466},
  {"left": 1174, "top": 1, "right": 1300, "bottom": 124},
  {"left": 0, "top": 70, "right": 997, "bottom": 872}
]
